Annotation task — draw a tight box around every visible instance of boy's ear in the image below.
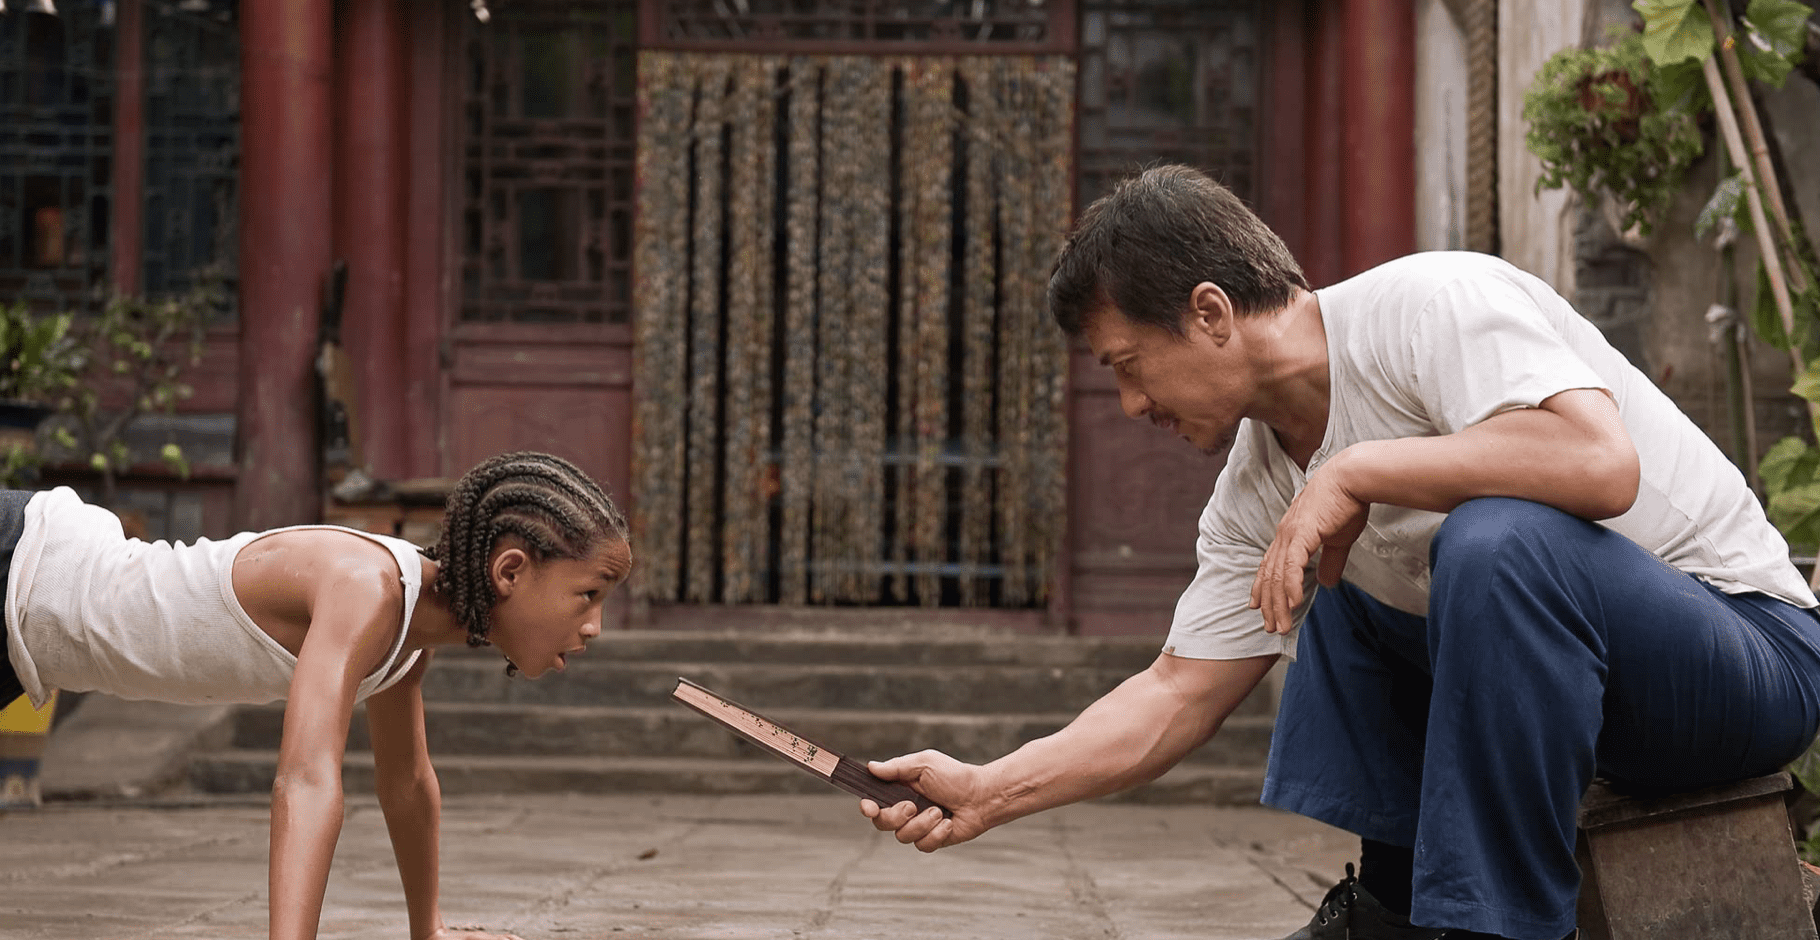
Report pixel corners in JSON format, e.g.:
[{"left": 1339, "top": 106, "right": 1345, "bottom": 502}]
[{"left": 490, "top": 547, "right": 530, "bottom": 597}]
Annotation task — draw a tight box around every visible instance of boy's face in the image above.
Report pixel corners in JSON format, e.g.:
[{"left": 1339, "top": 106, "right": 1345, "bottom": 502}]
[{"left": 487, "top": 539, "right": 633, "bottom": 678}]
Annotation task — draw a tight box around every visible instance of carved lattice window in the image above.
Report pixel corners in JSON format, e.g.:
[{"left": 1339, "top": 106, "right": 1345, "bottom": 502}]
[
  {"left": 0, "top": 3, "right": 237, "bottom": 316},
  {"left": 0, "top": 8, "right": 114, "bottom": 313},
  {"left": 141, "top": 1, "right": 239, "bottom": 314},
  {"left": 1077, "top": 0, "right": 1261, "bottom": 205},
  {"left": 460, "top": 0, "right": 640, "bottom": 325}
]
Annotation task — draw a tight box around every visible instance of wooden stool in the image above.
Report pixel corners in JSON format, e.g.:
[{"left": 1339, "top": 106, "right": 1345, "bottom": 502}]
[{"left": 1575, "top": 771, "right": 1816, "bottom": 939}]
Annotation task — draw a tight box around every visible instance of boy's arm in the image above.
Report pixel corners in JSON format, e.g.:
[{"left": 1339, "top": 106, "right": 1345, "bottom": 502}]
[
  {"left": 364, "top": 651, "right": 443, "bottom": 940},
  {"left": 366, "top": 651, "right": 525, "bottom": 940},
  {"left": 273, "top": 572, "right": 404, "bottom": 940}
]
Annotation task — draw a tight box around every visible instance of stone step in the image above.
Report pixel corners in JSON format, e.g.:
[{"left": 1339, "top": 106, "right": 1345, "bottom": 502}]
[
  {"left": 226, "top": 702, "right": 1276, "bottom": 768},
  {"left": 417, "top": 658, "right": 1275, "bottom": 718},
  {"left": 188, "top": 749, "right": 1267, "bottom": 806},
  {"left": 457, "top": 630, "right": 1166, "bottom": 670}
]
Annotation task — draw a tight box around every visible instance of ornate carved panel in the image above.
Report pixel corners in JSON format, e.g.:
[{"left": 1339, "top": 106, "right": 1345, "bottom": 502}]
[
  {"left": 141, "top": 1, "right": 239, "bottom": 312},
  {"left": 0, "top": 7, "right": 113, "bottom": 312},
  {"left": 459, "top": 0, "right": 639, "bottom": 324},
  {"left": 1077, "top": 0, "right": 1262, "bottom": 206}
]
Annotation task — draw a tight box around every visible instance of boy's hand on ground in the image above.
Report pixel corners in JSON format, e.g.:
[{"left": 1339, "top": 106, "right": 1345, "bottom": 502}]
[
  {"left": 420, "top": 928, "right": 525, "bottom": 940},
  {"left": 860, "top": 750, "right": 991, "bottom": 852}
]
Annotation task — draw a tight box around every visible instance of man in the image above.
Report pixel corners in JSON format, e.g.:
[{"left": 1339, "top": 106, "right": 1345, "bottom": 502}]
[{"left": 858, "top": 165, "right": 1820, "bottom": 940}]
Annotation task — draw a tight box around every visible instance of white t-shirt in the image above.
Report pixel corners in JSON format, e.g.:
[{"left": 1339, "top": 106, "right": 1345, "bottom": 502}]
[{"left": 1166, "top": 251, "right": 1815, "bottom": 661}]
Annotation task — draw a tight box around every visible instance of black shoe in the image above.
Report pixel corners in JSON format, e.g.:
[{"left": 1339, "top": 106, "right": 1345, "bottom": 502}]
[{"left": 1277, "top": 864, "right": 1450, "bottom": 939}]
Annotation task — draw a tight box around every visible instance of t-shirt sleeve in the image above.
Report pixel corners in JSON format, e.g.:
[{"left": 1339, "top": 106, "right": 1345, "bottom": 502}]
[
  {"left": 1406, "top": 273, "right": 1610, "bottom": 434},
  {"left": 1164, "top": 521, "right": 1308, "bottom": 661},
  {"left": 1163, "top": 445, "right": 1308, "bottom": 661}
]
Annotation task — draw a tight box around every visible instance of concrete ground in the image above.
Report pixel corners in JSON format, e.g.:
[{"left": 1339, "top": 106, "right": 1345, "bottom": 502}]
[{"left": 0, "top": 792, "right": 1356, "bottom": 940}]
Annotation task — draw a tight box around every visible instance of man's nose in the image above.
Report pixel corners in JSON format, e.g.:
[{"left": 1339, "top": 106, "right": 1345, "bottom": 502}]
[
  {"left": 582, "top": 617, "right": 602, "bottom": 639},
  {"left": 1118, "top": 385, "right": 1151, "bottom": 420}
]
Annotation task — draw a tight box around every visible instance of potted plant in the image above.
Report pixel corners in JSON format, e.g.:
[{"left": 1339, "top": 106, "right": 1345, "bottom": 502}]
[
  {"left": 0, "top": 302, "right": 83, "bottom": 486},
  {"left": 1, "top": 276, "right": 217, "bottom": 504},
  {"left": 41, "top": 280, "right": 219, "bottom": 510},
  {"left": 1522, "top": 26, "right": 1708, "bottom": 238}
]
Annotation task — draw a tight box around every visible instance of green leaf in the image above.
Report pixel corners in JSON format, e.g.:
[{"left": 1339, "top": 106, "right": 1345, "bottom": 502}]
[
  {"left": 1737, "top": 36, "right": 1799, "bottom": 85},
  {"left": 1750, "top": 260, "right": 1814, "bottom": 351},
  {"left": 1737, "top": 0, "right": 1812, "bottom": 86},
  {"left": 1799, "top": 286, "right": 1820, "bottom": 363},
  {"left": 1792, "top": 364, "right": 1820, "bottom": 404},
  {"left": 1772, "top": 481, "right": 1820, "bottom": 522},
  {"left": 1753, "top": 259, "right": 1796, "bottom": 349},
  {"left": 1791, "top": 735, "right": 1820, "bottom": 794},
  {"left": 160, "top": 442, "right": 190, "bottom": 479},
  {"left": 1696, "top": 173, "right": 1746, "bottom": 240},
  {"left": 1635, "top": 0, "right": 1716, "bottom": 64},
  {"left": 1759, "top": 435, "right": 1813, "bottom": 492},
  {"left": 1769, "top": 479, "right": 1820, "bottom": 542},
  {"left": 1744, "top": 0, "right": 1813, "bottom": 58}
]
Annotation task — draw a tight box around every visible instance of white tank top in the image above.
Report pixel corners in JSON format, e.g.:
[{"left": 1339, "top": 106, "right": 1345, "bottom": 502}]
[{"left": 4, "top": 487, "right": 424, "bottom": 707}]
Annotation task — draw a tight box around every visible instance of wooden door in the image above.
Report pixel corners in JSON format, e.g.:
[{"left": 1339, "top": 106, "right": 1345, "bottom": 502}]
[
  {"left": 431, "top": 0, "right": 643, "bottom": 623},
  {"left": 438, "top": 1, "right": 641, "bottom": 512}
]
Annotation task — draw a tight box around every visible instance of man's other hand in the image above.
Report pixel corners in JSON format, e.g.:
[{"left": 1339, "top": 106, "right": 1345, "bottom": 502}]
[{"left": 1251, "top": 458, "right": 1370, "bottom": 634}]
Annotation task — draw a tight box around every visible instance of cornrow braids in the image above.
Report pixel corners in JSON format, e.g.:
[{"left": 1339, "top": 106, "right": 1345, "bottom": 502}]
[{"left": 425, "top": 451, "right": 630, "bottom": 651}]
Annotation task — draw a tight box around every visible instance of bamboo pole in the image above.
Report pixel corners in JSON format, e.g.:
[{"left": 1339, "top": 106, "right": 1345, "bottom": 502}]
[
  {"left": 1700, "top": 54, "right": 1805, "bottom": 381},
  {"left": 1736, "top": 328, "right": 1760, "bottom": 481},
  {"left": 1703, "top": 0, "right": 1809, "bottom": 292},
  {"left": 1694, "top": 1, "right": 1820, "bottom": 587},
  {"left": 1714, "top": 141, "right": 1760, "bottom": 487}
]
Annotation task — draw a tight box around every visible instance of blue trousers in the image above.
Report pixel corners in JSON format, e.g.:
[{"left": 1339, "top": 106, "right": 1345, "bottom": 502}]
[{"left": 1261, "top": 498, "right": 1820, "bottom": 940}]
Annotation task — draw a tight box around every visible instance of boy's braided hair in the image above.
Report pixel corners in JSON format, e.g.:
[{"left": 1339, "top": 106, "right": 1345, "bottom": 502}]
[{"left": 425, "top": 451, "right": 629, "bottom": 648}]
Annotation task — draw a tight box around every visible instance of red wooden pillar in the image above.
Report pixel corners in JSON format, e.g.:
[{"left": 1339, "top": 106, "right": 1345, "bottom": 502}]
[
  {"left": 402, "top": 0, "right": 448, "bottom": 480},
  {"left": 110, "top": 0, "right": 144, "bottom": 296},
  {"left": 1260, "top": 0, "right": 1308, "bottom": 264},
  {"left": 1301, "top": 0, "right": 1346, "bottom": 289},
  {"left": 1340, "top": 0, "right": 1417, "bottom": 277},
  {"left": 335, "top": 0, "right": 411, "bottom": 481},
  {"left": 236, "top": 0, "right": 333, "bottom": 529}
]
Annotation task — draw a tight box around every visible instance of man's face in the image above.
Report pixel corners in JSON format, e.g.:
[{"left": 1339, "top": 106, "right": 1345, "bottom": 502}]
[{"left": 1082, "top": 292, "right": 1248, "bottom": 457}]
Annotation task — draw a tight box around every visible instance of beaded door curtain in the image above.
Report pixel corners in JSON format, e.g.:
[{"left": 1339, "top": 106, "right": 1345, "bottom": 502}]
[{"left": 632, "top": 52, "right": 1073, "bottom": 608}]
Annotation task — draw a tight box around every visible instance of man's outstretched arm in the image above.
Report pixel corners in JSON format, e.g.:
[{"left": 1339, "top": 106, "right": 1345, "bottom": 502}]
[{"left": 861, "top": 651, "right": 1278, "bottom": 852}]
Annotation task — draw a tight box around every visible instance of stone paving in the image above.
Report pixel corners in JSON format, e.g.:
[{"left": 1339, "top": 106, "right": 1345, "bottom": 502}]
[{"left": 0, "top": 792, "right": 1355, "bottom": 940}]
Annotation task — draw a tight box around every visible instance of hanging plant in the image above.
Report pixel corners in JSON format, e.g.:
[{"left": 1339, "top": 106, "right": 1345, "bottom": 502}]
[{"left": 1523, "top": 29, "right": 1707, "bottom": 235}]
